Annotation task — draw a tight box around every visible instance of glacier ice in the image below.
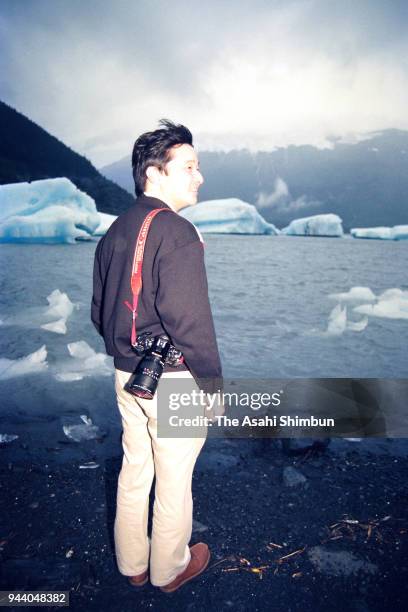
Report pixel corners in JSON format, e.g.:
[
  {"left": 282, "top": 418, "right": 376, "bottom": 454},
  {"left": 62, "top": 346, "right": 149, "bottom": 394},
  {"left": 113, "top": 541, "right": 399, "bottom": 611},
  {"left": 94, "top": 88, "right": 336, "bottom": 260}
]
[
  {"left": 0, "top": 346, "right": 48, "bottom": 380},
  {"left": 63, "top": 415, "right": 105, "bottom": 442},
  {"left": 0, "top": 178, "right": 100, "bottom": 243},
  {"left": 0, "top": 434, "right": 19, "bottom": 444},
  {"left": 346, "top": 317, "right": 368, "bottom": 332},
  {"left": 326, "top": 304, "right": 347, "bottom": 335},
  {"left": 180, "top": 198, "right": 280, "bottom": 235},
  {"left": 40, "top": 289, "right": 75, "bottom": 334},
  {"left": 282, "top": 214, "right": 344, "bottom": 237},
  {"left": 42, "top": 319, "right": 68, "bottom": 334},
  {"left": 324, "top": 286, "right": 408, "bottom": 336},
  {"left": 351, "top": 225, "right": 408, "bottom": 240},
  {"left": 53, "top": 341, "right": 113, "bottom": 381},
  {"left": 324, "top": 301, "right": 368, "bottom": 336},
  {"left": 0, "top": 289, "right": 75, "bottom": 335},
  {"left": 391, "top": 225, "right": 408, "bottom": 240},
  {"left": 329, "top": 287, "right": 376, "bottom": 303},
  {"left": 354, "top": 288, "right": 408, "bottom": 320},
  {"left": 79, "top": 462, "right": 100, "bottom": 469},
  {"left": 43, "top": 289, "right": 74, "bottom": 320},
  {"left": 94, "top": 212, "right": 117, "bottom": 235},
  {"left": 351, "top": 227, "right": 392, "bottom": 240}
]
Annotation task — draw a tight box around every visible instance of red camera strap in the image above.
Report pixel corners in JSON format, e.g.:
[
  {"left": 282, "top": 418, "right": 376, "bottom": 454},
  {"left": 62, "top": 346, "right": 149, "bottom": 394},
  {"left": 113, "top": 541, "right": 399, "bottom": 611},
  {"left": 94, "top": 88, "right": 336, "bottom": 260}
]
[{"left": 124, "top": 208, "right": 172, "bottom": 345}]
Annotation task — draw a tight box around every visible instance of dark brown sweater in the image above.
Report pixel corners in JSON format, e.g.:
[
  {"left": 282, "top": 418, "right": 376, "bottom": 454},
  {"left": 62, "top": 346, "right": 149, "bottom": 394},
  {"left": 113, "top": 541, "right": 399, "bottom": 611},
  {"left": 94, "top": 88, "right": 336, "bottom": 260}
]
[{"left": 91, "top": 194, "right": 222, "bottom": 393}]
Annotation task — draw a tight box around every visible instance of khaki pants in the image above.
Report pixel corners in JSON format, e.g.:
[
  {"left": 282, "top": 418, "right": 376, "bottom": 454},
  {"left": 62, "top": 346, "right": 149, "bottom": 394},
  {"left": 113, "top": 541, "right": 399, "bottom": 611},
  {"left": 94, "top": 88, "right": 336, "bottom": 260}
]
[{"left": 114, "top": 368, "right": 207, "bottom": 587}]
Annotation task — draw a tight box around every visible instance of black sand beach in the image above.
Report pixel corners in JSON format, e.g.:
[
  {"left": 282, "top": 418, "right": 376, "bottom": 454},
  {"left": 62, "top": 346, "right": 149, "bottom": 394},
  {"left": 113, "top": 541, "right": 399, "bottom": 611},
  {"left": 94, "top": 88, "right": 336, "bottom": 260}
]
[{"left": 1, "top": 433, "right": 408, "bottom": 612}]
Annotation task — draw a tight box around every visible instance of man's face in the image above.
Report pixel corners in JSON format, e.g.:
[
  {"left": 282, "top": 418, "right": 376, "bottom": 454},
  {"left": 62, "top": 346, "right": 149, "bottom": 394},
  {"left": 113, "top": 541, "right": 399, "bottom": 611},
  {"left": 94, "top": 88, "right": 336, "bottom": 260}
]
[{"left": 158, "top": 144, "right": 204, "bottom": 211}]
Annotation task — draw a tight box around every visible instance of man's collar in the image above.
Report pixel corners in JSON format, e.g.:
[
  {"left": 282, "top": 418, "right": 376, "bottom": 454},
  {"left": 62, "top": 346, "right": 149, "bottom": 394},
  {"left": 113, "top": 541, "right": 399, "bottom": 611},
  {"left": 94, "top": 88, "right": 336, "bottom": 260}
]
[{"left": 137, "top": 193, "right": 175, "bottom": 212}]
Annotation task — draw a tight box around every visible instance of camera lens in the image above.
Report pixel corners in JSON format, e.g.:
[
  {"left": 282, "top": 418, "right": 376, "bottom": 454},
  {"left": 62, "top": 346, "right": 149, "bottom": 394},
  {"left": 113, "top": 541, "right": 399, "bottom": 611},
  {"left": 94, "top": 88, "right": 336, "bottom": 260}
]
[{"left": 125, "top": 335, "right": 171, "bottom": 399}]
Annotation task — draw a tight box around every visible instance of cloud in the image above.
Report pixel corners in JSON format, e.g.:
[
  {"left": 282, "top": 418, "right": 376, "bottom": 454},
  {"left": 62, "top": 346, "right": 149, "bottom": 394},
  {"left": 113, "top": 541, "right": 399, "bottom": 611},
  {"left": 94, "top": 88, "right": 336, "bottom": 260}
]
[
  {"left": 256, "top": 177, "right": 320, "bottom": 212},
  {"left": 256, "top": 177, "right": 289, "bottom": 208},
  {"left": 1, "top": 1, "right": 408, "bottom": 165}
]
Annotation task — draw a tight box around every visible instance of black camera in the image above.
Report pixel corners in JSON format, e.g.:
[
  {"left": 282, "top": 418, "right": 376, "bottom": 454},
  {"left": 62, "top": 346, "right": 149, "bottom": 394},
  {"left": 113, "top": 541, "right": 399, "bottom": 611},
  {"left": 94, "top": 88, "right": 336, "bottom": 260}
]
[{"left": 124, "top": 333, "right": 183, "bottom": 399}]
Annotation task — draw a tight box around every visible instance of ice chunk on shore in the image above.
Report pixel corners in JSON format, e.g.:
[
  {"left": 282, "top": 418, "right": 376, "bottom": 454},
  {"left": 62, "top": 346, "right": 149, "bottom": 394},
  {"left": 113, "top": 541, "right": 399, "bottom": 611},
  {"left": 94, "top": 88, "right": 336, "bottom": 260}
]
[
  {"left": 63, "top": 415, "right": 104, "bottom": 442},
  {"left": 0, "top": 346, "right": 48, "bottom": 380},
  {"left": 0, "top": 434, "right": 19, "bottom": 444},
  {"left": 93, "top": 212, "right": 117, "bottom": 235},
  {"left": 181, "top": 198, "right": 280, "bottom": 235},
  {"left": 282, "top": 214, "right": 343, "bottom": 237},
  {"left": 354, "top": 288, "right": 408, "bottom": 320},
  {"left": 351, "top": 225, "right": 408, "bottom": 240},
  {"left": 0, "top": 178, "right": 100, "bottom": 244},
  {"left": 54, "top": 341, "right": 112, "bottom": 381}
]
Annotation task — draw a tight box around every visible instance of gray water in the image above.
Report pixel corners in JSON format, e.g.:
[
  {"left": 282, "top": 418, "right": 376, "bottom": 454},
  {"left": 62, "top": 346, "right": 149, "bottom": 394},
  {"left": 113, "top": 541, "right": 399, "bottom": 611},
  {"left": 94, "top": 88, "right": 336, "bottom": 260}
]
[
  {"left": 0, "top": 235, "right": 407, "bottom": 460},
  {"left": 207, "top": 234, "right": 408, "bottom": 378},
  {"left": 0, "top": 234, "right": 407, "bottom": 378}
]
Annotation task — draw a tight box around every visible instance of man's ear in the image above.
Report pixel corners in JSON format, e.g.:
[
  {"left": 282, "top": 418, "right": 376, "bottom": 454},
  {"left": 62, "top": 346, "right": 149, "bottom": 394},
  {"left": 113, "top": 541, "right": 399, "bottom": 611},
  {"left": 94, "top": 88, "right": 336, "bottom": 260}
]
[{"left": 146, "top": 165, "right": 162, "bottom": 187}]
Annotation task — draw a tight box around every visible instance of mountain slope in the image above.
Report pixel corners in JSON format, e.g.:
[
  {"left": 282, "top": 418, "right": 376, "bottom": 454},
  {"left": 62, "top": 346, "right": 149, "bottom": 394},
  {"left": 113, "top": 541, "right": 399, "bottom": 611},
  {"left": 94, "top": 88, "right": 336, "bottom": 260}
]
[
  {"left": 101, "top": 130, "right": 408, "bottom": 230},
  {"left": 0, "top": 100, "right": 134, "bottom": 215}
]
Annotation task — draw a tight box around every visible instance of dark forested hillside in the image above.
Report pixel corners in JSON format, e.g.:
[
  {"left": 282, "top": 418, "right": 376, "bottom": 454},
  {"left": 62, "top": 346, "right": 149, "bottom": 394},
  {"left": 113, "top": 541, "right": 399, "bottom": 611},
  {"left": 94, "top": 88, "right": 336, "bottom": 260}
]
[{"left": 0, "top": 100, "right": 134, "bottom": 215}]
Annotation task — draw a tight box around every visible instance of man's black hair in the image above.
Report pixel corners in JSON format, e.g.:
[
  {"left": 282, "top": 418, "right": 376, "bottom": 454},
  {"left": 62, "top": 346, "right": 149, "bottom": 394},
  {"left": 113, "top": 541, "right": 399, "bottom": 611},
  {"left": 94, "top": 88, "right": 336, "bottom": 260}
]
[{"left": 131, "top": 119, "right": 193, "bottom": 197}]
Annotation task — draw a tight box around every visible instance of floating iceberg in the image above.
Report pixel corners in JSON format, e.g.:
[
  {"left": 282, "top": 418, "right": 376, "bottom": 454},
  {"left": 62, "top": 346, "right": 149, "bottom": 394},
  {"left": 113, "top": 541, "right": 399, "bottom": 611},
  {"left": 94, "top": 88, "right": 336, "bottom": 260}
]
[
  {"left": 391, "top": 226, "right": 408, "bottom": 240},
  {"left": 54, "top": 341, "right": 113, "bottom": 381},
  {"left": 41, "top": 289, "right": 75, "bottom": 335},
  {"left": 0, "top": 346, "right": 48, "bottom": 380},
  {"left": 325, "top": 304, "right": 367, "bottom": 335},
  {"left": 328, "top": 287, "right": 376, "bottom": 303},
  {"left": 326, "top": 304, "right": 347, "bottom": 335},
  {"left": 351, "top": 225, "right": 408, "bottom": 240},
  {"left": 323, "top": 286, "right": 408, "bottom": 336},
  {"left": 0, "top": 178, "right": 100, "bottom": 244},
  {"left": 0, "top": 289, "right": 75, "bottom": 335},
  {"left": 354, "top": 288, "right": 408, "bottom": 320},
  {"left": 346, "top": 317, "right": 368, "bottom": 332},
  {"left": 282, "top": 214, "right": 343, "bottom": 237},
  {"left": 180, "top": 198, "right": 280, "bottom": 235},
  {"left": 94, "top": 212, "right": 117, "bottom": 235}
]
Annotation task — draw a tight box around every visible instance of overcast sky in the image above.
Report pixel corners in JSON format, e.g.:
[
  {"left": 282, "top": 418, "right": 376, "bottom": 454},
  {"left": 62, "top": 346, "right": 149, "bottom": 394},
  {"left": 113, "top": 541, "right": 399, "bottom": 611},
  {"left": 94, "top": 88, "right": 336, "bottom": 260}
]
[{"left": 1, "top": 0, "right": 408, "bottom": 167}]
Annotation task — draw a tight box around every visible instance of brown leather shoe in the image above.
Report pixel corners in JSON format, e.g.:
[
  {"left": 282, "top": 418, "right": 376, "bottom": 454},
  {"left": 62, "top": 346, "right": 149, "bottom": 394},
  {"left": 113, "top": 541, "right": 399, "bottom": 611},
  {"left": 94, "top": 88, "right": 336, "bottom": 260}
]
[
  {"left": 160, "top": 543, "right": 210, "bottom": 593},
  {"left": 128, "top": 570, "right": 149, "bottom": 587}
]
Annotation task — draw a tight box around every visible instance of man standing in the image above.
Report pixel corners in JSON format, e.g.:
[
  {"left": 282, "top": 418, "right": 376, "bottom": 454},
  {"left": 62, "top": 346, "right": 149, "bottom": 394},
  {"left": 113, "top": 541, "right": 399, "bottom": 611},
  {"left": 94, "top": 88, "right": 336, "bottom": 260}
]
[{"left": 91, "top": 120, "right": 222, "bottom": 592}]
